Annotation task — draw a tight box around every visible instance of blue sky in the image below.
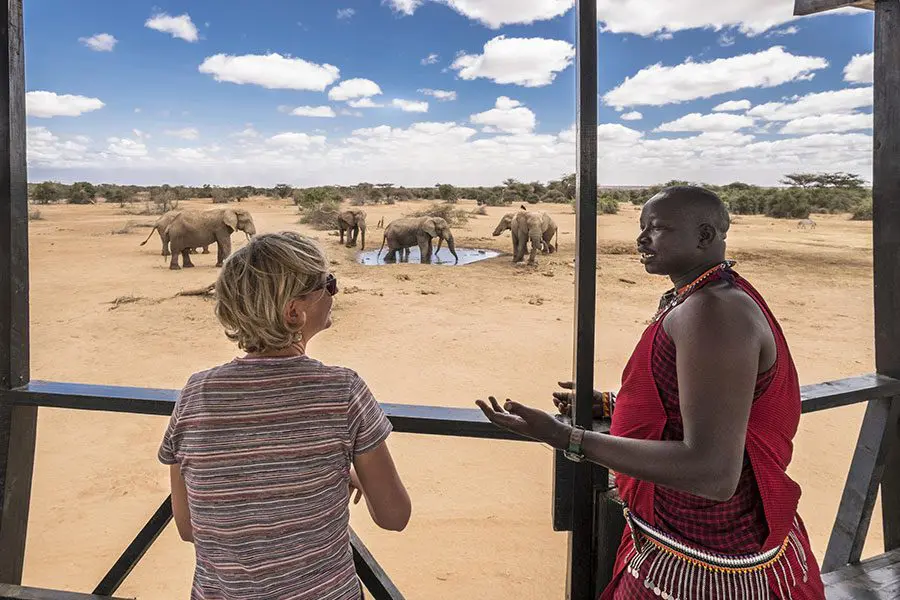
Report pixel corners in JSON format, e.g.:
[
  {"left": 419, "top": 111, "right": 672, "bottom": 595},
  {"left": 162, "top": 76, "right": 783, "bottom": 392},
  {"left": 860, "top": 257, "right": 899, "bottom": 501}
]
[{"left": 23, "top": 1, "right": 875, "bottom": 187}]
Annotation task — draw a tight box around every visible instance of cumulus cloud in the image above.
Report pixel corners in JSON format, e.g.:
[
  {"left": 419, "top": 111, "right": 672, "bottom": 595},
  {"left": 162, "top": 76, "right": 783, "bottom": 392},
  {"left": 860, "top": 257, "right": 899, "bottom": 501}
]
[
  {"left": 199, "top": 53, "right": 340, "bottom": 90},
  {"left": 26, "top": 91, "right": 105, "bottom": 118},
  {"left": 145, "top": 12, "right": 199, "bottom": 42},
  {"left": 347, "top": 98, "right": 384, "bottom": 108},
  {"left": 79, "top": 33, "right": 117, "bottom": 52},
  {"left": 419, "top": 88, "right": 457, "bottom": 101},
  {"left": 290, "top": 106, "right": 338, "bottom": 118},
  {"left": 231, "top": 126, "right": 260, "bottom": 138},
  {"left": 767, "top": 26, "right": 799, "bottom": 37},
  {"left": 779, "top": 112, "right": 872, "bottom": 134},
  {"left": 603, "top": 47, "right": 828, "bottom": 108},
  {"left": 26, "top": 127, "right": 91, "bottom": 167},
  {"left": 337, "top": 8, "right": 356, "bottom": 19},
  {"left": 421, "top": 53, "right": 439, "bottom": 65},
  {"left": 328, "top": 78, "right": 383, "bottom": 101},
  {"left": 383, "top": 0, "right": 572, "bottom": 28},
  {"left": 267, "top": 132, "right": 327, "bottom": 149},
  {"left": 620, "top": 111, "right": 643, "bottom": 121},
  {"left": 844, "top": 53, "right": 873, "bottom": 84},
  {"left": 655, "top": 112, "right": 755, "bottom": 133},
  {"left": 469, "top": 97, "right": 536, "bottom": 134},
  {"left": 165, "top": 127, "right": 199, "bottom": 140},
  {"left": 451, "top": 36, "right": 575, "bottom": 87},
  {"left": 106, "top": 137, "right": 149, "bottom": 158},
  {"left": 748, "top": 87, "right": 872, "bottom": 121},
  {"left": 596, "top": 0, "right": 864, "bottom": 37},
  {"left": 713, "top": 99, "right": 752, "bottom": 112},
  {"left": 392, "top": 99, "right": 429, "bottom": 112}
]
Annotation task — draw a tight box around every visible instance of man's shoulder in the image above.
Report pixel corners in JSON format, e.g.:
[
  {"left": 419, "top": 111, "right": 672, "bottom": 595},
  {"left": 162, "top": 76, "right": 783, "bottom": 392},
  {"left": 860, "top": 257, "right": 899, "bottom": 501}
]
[{"left": 668, "top": 282, "right": 765, "bottom": 334}]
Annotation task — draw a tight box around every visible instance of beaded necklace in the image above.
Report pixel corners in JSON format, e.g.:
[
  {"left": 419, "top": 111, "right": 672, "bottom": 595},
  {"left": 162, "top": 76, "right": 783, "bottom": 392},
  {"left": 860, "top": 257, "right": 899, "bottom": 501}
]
[{"left": 651, "top": 260, "right": 736, "bottom": 324}]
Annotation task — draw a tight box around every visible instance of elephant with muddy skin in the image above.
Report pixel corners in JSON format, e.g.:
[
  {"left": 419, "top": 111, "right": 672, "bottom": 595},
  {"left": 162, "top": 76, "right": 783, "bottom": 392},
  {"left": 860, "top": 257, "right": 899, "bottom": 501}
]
[
  {"left": 139, "top": 209, "right": 210, "bottom": 256},
  {"left": 378, "top": 216, "right": 458, "bottom": 264},
  {"left": 493, "top": 210, "right": 558, "bottom": 262},
  {"left": 166, "top": 207, "right": 257, "bottom": 270},
  {"left": 338, "top": 208, "right": 367, "bottom": 250}
]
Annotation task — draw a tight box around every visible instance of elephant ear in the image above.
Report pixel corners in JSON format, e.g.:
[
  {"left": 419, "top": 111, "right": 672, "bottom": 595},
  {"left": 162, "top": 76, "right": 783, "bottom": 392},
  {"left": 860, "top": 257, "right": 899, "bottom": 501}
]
[
  {"left": 422, "top": 218, "right": 438, "bottom": 237},
  {"left": 223, "top": 209, "right": 238, "bottom": 232}
]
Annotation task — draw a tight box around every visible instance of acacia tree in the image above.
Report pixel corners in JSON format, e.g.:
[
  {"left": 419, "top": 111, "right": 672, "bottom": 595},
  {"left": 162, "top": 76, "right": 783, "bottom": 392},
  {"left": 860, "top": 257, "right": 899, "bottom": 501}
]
[{"left": 31, "top": 181, "right": 64, "bottom": 204}]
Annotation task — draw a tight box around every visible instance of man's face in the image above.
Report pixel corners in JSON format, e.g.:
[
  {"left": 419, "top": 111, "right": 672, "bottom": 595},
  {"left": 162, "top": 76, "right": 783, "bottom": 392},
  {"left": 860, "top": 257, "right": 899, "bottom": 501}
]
[{"left": 636, "top": 194, "right": 703, "bottom": 277}]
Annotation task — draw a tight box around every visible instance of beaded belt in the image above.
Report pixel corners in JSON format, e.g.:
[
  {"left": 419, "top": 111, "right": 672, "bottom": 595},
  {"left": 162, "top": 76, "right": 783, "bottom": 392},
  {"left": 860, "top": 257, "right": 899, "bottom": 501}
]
[{"left": 622, "top": 506, "right": 809, "bottom": 600}]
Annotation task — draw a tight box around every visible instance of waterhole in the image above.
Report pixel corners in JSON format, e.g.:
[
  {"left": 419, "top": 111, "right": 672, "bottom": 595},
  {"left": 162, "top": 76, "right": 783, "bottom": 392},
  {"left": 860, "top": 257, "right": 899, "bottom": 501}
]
[{"left": 357, "top": 247, "right": 501, "bottom": 266}]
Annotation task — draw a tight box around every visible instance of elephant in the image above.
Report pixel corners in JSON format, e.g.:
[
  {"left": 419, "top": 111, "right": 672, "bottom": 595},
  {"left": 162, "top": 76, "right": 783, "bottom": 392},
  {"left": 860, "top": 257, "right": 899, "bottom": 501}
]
[
  {"left": 378, "top": 216, "right": 458, "bottom": 264},
  {"left": 492, "top": 210, "right": 558, "bottom": 260},
  {"left": 139, "top": 209, "right": 210, "bottom": 256},
  {"left": 166, "top": 207, "right": 257, "bottom": 270},
  {"left": 337, "top": 208, "right": 367, "bottom": 250},
  {"left": 506, "top": 211, "right": 546, "bottom": 265}
]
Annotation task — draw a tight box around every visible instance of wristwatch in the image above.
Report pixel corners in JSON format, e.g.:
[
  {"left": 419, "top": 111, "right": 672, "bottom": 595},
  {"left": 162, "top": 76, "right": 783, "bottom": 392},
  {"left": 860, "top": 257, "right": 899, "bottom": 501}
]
[{"left": 563, "top": 425, "right": 586, "bottom": 462}]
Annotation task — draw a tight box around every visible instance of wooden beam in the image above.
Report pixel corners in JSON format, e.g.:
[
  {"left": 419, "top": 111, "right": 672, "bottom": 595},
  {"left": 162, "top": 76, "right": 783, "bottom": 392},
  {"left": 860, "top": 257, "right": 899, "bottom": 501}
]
[
  {"left": 0, "top": 0, "right": 33, "bottom": 586},
  {"left": 0, "top": 584, "right": 129, "bottom": 600},
  {"left": 874, "top": 0, "right": 900, "bottom": 554},
  {"left": 822, "top": 397, "right": 898, "bottom": 572},
  {"left": 568, "top": 0, "right": 599, "bottom": 598},
  {"left": 794, "top": 0, "right": 874, "bottom": 16},
  {"left": 821, "top": 548, "right": 900, "bottom": 599}
]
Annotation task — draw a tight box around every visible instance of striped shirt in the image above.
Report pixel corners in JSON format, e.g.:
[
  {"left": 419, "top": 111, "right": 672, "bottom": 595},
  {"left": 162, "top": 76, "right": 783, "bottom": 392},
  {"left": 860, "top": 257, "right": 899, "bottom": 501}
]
[{"left": 158, "top": 354, "right": 393, "bottom": 600}]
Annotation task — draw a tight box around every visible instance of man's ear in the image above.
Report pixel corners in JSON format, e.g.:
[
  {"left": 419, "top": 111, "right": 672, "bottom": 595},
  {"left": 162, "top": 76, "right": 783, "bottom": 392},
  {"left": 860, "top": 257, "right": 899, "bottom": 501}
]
[{"left": 697, "top": 223, "right": 717, "bottom": 249}]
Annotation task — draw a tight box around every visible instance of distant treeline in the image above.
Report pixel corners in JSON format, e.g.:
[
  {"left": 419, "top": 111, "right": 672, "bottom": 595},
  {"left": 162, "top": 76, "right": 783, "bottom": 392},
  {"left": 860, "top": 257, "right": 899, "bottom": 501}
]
[{"left": 28, "top": 171, "right": 873, "bottom": 221}]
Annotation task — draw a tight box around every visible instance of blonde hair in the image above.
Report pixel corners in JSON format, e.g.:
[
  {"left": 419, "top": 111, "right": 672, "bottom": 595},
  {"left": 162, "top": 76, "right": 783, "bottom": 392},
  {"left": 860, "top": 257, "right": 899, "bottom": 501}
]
[{"left": 214, "top": 231, "right": 329, "bottom": 353}]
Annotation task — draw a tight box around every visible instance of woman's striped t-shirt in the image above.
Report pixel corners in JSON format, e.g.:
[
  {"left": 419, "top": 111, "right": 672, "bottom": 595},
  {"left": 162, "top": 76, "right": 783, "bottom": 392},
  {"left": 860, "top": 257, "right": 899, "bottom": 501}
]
[{"left": 158, "top": 354, "right": 393, "bottom": 600}]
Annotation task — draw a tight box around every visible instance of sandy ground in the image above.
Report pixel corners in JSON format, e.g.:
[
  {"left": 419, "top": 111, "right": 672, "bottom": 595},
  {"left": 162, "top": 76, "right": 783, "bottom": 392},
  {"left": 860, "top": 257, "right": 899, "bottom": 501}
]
[{"left": 20, "top": 197, "right": 879, "bottom": 599}]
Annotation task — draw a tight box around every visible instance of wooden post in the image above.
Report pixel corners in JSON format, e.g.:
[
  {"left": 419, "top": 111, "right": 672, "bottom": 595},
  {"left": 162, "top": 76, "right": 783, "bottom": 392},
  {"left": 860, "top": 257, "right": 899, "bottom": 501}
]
[
  {"left": 874, "top": 0, "right": 900, "bottom": 553},
  {"left": 567, "top": 1, "right": 599, "bottom": 599},
  {"left": 0, "top": 0, "right": 34, "bottom": 585}
]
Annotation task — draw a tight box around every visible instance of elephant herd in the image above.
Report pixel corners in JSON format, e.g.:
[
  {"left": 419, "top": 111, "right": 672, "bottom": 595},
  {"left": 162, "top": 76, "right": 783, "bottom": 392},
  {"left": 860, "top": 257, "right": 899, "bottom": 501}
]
[
  {"left": 337, "top": 205, "right": 558, "bottom": 266},
  {"left": 139, "top": 203, "right": 559, "bottom": 271},
  {"left": 139, "top": 207, "right": 257, "bottom": 270}
]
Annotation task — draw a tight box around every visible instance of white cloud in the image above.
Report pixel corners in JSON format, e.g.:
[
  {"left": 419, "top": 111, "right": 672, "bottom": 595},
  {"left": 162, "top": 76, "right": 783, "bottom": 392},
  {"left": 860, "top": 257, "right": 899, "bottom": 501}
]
[
  {"left": 290, "top": 105, "right": 338, "bottom": 118},
  {"left": 779, "top": 112, "right": 872, "bottom": 134},
  {"left": 621, "top": 111, "right": 643, "bottom": 121},
  {"left": 470, "top": 97, "right": 536, "bottom": 134},
  {"left": 348, "top": 98, "right": 384, "bottom": 108},
  {"left": 748, "top": 87, "right": 872, "bottom": 121},
  {"left": 231, "top": 126, "right": 259, "bottom": 138},
  {"left": 767, "top": 26, "right": 799, "bottom": 37},
  {"left": 713, "top": 99, "right": 752, "bottom": 112},
  {"left": 26, "top": 127, "right": 91, "bottom": 167},
  {"left": 603, "top": 47, "right": 828, "bottom": 108},
  {"left": 595, "top": 0, "right": 865, "bottom": 37},
  {"left": 328, "top": 78, "right": 383, "bottom": 101},
  {"left": 718, "top": 33, "right": 735, "bottom": 47},
  {"left": 340, "top": 109, "right": 365, "bottom": 117},
  {"left": 199, "top": 53, "right": 340, "bottom": 90},
  {"left": 421, "top": 53, "right": 439, "bottom": 65},
  {"left": 656, "top": 32, "right": 674, "bottom": 41},
  {"left": 164, "top": 127, "right": 199, "bottom": 140},
  {"left": 337, "top": 8, "right": 356, "bottom": 19},
  {"left": 267, "top": 132, "right": 327, "bottom": 149},
  {"left": 79, "top": 33, "right": 117, "bottom": 52},
  {"left": 25, "top": 91, "right": 105, "bottom": 118},
  {"left": 655, "top": 112, "right": 755, "bottom": 133},
  {"left": 106, "top": 137, "right": 148, "bottom": 158},
  {"left": 419, "top": 88, "right": 457, "bottom": 101},
  {"left": 451, "top": 36, "right": 575, "bottom": 87},
  {"left": 392, "top": 99, "right": 429, "bottom": 113},
  {"left": 144, "top": 12, "right": 199, "bottom": 42},
  {"left": 844, "top": 53, "right": 873, "bottom": 84},
  {"left": 383, "top": 0, "right": 572, "bottom": 28}
]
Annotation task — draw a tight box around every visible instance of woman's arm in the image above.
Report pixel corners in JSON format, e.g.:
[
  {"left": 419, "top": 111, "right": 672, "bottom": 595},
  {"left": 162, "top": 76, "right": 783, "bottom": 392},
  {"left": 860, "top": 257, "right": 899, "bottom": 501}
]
[
  {"left": 353, "top": 441, "right": 411, "bottom": 531},
  {"left": 169, "top": 464, "right": 194, "bottom": 542}
]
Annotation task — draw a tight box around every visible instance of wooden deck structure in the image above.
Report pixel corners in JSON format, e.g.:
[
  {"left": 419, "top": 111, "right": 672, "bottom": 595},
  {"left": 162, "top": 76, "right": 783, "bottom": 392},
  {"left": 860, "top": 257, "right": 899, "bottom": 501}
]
[{"left": 1, "top": 0, "right": 899, "bottom": 598}]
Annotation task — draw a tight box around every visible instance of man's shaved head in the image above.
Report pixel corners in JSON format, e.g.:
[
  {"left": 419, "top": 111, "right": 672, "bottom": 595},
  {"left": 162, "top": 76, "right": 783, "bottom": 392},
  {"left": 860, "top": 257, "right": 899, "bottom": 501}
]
[{"left": 649, "top": 186, "right": 731, "bottom": 239}]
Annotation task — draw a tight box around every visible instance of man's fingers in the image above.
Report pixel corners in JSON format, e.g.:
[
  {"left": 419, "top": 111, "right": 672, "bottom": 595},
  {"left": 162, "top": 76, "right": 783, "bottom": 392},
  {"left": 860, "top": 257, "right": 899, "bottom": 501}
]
[
  {"left": 557, "top": 381, "right": 574, "bottom": 389},
  {"left": 489, "top": 396, "right": 504, "bottom": 413},
  {"left": 552, "top": 392, "right": 574, "bottom": 403}
]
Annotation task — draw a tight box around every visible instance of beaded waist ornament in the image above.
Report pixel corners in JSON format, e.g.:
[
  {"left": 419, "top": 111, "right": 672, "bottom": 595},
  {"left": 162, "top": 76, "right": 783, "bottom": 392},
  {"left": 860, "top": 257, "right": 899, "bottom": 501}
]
[{"left": 622, "top": 507, "right": 810, "bottom": 600}]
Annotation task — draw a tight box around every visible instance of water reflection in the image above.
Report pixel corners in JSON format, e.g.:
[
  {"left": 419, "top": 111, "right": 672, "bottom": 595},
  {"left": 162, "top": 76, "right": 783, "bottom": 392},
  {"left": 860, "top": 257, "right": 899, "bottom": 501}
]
[{"left": 357, "top": 247, "right": 501, "bottom": 266}]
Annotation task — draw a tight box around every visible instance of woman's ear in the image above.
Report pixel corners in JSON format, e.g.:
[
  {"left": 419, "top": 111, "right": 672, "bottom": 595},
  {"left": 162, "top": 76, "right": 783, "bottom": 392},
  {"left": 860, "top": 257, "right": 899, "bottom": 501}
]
[{"left": 283, "top": 298, "right": 308, "bottom": 331}]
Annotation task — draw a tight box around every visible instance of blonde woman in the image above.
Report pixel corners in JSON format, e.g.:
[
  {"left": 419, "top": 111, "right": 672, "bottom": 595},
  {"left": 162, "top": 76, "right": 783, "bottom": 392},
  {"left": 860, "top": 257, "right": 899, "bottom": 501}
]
[{"left": 158, "top": 231, "right": 411, "bottom": 600}]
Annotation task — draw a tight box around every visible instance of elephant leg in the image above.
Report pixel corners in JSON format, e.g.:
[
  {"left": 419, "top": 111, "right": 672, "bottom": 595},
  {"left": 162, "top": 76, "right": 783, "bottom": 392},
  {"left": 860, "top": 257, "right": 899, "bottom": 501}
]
[
  {"left": 182, "top": 249, "right": 195, "bottom": 268},
  {"left": 528, "top": 237, "right": 541, "bottom": 265},
  {"left": 216, "top": 236, "right": 232, "bottom": 267},
  {"left": 385, "top": 248, "right": 397, "bottom": 263},
  {"left": 419, "top": 239, "right": 432, "bottom": 264},
  {"left": 160, "top": 231, "right": 170, "bottom": 257},
  {"left": 339, "top": 225, "right": 345, "bottom": 245}
]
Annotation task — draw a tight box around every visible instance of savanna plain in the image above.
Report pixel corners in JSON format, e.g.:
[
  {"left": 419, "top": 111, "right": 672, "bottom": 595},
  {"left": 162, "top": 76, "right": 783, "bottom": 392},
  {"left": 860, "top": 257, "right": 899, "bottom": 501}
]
[{"left": 22, "top": 196, "right": 879, "bottom": 599}]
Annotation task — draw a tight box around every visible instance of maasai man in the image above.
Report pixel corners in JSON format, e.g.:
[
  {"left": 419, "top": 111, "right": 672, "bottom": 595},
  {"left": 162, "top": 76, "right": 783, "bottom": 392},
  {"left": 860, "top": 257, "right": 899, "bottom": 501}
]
[{"left": 476, "top": 186, "right": 825, "bottom": 600}]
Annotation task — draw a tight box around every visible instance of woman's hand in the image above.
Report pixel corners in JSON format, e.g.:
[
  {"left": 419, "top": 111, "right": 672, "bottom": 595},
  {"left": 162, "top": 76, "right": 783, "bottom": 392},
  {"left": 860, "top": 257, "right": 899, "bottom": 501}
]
[
  {"left": 475, "top": 396, "right": 572, "bottom": 449},
  {"left": 348, "top": 467, "right": 363, "bottom": 504}
]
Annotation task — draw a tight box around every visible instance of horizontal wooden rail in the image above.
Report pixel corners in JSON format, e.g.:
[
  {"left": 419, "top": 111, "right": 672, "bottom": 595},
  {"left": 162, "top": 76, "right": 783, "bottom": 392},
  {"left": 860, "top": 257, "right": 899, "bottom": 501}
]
[{"left": 0, "top": 584, "right": 129, "bottom": 600}]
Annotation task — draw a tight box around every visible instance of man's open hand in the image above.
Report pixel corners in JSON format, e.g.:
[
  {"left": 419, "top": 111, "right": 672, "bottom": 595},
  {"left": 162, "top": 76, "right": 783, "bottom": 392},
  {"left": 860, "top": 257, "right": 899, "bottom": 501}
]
[{"left": 475, "top": 396, "right": 571, "bottom": 449}]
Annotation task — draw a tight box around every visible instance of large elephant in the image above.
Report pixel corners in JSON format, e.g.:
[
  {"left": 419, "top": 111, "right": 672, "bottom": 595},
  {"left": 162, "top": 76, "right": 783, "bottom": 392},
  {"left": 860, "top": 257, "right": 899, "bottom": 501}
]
[
  {"left": 378, "top": 216, "right": 458, "bottom": 264},
  {"left": 508, "top": 211, "right": 545, "bottom": 265},
  {"left": 139, "top": 209, "right": 210, "bottom": 256},
  {"left": 166, "top": 207, "right": 257, "bottom": 270},
  {"left": 337, "top": 208, "right": 367, "bottom": 250},
  {"left": 493, "top": 210, "right": 558, "bottom": 259}
]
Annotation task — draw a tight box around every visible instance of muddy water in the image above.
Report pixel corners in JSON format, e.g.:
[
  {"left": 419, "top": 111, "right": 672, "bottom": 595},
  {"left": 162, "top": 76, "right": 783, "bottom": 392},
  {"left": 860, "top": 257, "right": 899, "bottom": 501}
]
[{"left": 357, "top": 247, "right": 501, "bottom": 266}]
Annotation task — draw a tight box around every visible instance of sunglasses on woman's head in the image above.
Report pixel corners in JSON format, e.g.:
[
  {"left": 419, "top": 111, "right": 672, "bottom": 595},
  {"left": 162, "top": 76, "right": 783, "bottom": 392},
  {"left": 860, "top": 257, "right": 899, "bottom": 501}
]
[{"left": 318, "top": 273, "right": 338, "bottom": 296}]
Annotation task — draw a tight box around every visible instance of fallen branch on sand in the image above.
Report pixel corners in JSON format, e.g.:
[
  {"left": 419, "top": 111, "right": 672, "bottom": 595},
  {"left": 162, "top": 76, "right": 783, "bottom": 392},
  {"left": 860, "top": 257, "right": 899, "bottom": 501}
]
[{"left": 176, "top": 283, "right": 216, "bottom": 298}]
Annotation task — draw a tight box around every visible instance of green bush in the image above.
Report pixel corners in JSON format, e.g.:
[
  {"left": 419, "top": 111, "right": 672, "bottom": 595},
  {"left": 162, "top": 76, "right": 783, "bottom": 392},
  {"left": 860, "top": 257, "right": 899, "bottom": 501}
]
[
  {"left": 765, "top": 189, "right": 811, "bottom": 219},
  {"left": 541, "top": 190, "right": 568, "bottom": 203},
  {"left": 851, "top": 198, "right": 873, "bottom": 221},
  {"left": 299, "top": 200, "right": 341, "bottom": 230},
  {"left": 407, "top": 202, "right": 469, "bottom": 227},
  {"left": 598, "top": 195, "right": 620, "bottom": 214}
]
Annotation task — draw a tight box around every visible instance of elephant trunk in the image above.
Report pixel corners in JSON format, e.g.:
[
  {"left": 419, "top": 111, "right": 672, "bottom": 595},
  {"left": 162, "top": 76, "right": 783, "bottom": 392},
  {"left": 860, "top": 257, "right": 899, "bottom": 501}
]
[
  {"left": 359, "top": 222, "right": 366, "bottom": 251},
  {"left": 447, "top": 234, "right": 458, "bottom": 264}
]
